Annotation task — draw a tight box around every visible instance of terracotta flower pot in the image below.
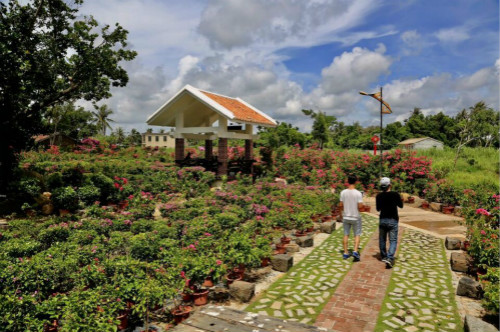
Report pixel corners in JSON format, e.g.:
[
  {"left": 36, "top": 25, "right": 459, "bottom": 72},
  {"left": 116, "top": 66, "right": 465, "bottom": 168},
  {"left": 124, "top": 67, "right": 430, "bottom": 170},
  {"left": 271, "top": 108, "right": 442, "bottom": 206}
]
[
  {"left": 117, "top": 312, "right": 128, "bottom": 330},
  {"left": 172, "top": 305, "right": 193, "bottom": 324},
  {"left": 280, "top": 237, "right": 291, "bottom": 245},
  {"left": 225, "top": 273, "right": 242, "bottom": 285},
  {"left": 233, "top": 265, "right": 245, "bottom": 278},
  {"left": 421, "top": 202, "right": 430, "bottom": 209},
  {"left": 295, "top": 231, "right": 307, "bottom": 237},
  {"left": 407, "top": 197, "right": 415, "bottom": 204},
  {"left": 202, "top": 277, "right": 214, "bottom": 288},
  {"left": 305, "top": 226, "right": 315, "bottom": 233},
  {"left": 321, "top": 215, "right": 332, "bottom": 222},
  {"left": 192, "top": 289, "right": 210, "bottom": 306},
  {"left": 275, "top": 243, "right": 286, "bottom": 254},
  {"left": 363, "top": 206, "right": 371, "bottom": 213},
  {"left": 181, "top": 292, "right": 192, "bottom": 302},
  {"left": 442, "top": 205, "right": 454, "bottom": 214},
  {"left": 261, "top": 257, "right": 270, "bottom": 267}
]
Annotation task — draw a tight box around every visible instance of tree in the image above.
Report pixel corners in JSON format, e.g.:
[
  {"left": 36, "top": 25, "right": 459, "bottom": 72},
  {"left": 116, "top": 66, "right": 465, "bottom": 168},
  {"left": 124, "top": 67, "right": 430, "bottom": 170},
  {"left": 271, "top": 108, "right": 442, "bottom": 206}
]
[
  {"left": 302, "top": 109, "right": 337, "bottom": 149},
  {"left": 127, "top": 129, "right": 143, "bottom": 146},
  {"left": 257, "top": 122, "right": 306, "bottom": 148},
  {"left": 113, "top": 127, "right": 126, "bottom": 144},
  {"left": 45, "top": 102, "right": 97, "bottom": 140},
  {"left": 0, "top": 0, "right": 136, "bottom": 193},
  {"left": 453, "top": 102, "right": 499, "bottom": 167},
  {"left": 92, "top": 104, "right": 115, "bottom": 136}
]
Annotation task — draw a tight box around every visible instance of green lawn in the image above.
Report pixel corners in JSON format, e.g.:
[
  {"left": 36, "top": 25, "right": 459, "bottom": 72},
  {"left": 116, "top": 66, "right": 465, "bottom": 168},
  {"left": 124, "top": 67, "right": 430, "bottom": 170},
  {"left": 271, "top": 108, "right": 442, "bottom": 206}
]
[{"left": 417, "top": 147, "right": 499, "bottom": 191}]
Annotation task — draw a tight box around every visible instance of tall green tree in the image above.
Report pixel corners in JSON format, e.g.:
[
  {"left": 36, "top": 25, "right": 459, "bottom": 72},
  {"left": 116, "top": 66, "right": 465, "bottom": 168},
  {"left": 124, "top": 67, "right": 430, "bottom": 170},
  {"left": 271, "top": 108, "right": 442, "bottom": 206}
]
[
  {"left": 257, "top": 122, "right": 306, "bottom": 148},
  {"left": 302, "top": 109, "right": 337, "bottom": 149},
  {"left": 45, "top": 102, "right": 97, "bottom": 140},
  {"left": 92, "top": 104, "right": 115, "bottom": 136},
  {"left": 127, "top": 129, "right": 143, "bottom": 146},
  {"left": 453, "top": 102, "right": 500, "bottom": 167},
  {"left": 0, "top": 0, "right": 136, "bottom": 192}
]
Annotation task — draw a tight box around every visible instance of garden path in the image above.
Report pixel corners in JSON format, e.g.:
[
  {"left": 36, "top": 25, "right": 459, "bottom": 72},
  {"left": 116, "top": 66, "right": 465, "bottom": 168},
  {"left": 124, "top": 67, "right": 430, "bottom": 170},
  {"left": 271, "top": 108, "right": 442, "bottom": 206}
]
[
  {"left": 313, "top": 226, "right": 401, "bottom": 332},
  {"left": 245, "top": 215, "right": 379, "bottom": 324}
]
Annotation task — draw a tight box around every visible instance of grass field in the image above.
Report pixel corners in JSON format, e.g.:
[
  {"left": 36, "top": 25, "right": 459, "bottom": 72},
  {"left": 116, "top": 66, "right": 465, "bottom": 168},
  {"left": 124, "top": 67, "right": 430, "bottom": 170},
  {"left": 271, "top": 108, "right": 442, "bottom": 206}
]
[{"left": 416, "top": 147, "right": 499, "bottom": 191}]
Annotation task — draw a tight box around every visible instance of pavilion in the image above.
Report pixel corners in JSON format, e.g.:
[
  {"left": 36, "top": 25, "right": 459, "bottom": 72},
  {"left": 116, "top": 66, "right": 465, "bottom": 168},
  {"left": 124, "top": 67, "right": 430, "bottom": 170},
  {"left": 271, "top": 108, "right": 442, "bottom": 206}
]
[{"left": 146, "top": 84, "right": 277, "bottom": 176}]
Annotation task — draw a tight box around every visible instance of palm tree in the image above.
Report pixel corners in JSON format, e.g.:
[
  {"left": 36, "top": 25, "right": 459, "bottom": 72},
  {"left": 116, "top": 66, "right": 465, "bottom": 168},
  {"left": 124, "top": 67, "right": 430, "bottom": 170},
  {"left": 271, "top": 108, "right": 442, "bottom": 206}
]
[
  {"left": 114, "top": 127, "right": 126, "bottom": 144},
  {"left": 92, "top": 104, "right": 114, "bottom": 136}
]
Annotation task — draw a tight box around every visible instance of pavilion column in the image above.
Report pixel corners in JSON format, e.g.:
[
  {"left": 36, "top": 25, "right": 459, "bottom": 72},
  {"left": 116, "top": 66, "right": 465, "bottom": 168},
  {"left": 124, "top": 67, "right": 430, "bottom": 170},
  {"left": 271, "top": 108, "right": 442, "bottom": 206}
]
[
  {"left": 175, "top": 138, "right": 185, "bottom": 165},
  {"left": 217, "top": 138, "right": 228, "bottom": 176},
  {"left": 205, "top": 140, "right": 213, "bottom": 160},
  {"left": 244, "top": 139, "right": 253, "bottom": 160}
]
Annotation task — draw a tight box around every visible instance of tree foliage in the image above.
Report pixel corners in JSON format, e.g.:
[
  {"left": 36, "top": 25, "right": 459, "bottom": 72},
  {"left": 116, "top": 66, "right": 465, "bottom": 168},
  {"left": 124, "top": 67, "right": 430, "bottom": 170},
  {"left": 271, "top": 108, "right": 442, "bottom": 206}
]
[
  {"left": 0, "top": 0, "right": 136, "bottom": 192},
  {"left": 302, "top": 109, "right": 337, "bottom": 149},
  {"left": 44, "top": 102, "right": 97, "bottom": 140}
]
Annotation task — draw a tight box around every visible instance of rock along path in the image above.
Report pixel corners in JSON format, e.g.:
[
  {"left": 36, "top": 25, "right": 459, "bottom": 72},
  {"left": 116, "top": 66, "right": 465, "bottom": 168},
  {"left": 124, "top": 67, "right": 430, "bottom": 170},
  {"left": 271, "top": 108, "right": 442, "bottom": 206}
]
[{"left": 245, "top": 215, "right": 379, "bottom": 324}]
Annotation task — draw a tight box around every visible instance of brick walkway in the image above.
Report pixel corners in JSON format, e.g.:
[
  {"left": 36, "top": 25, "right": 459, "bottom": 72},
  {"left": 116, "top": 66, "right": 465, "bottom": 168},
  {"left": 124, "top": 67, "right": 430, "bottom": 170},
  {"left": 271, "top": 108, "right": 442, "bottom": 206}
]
[
  {"left": 314, "top": 228, "right": 404, "bottom": 332},
  {"left": 245, "top": 215, "right": 379, "bottom": 324}
]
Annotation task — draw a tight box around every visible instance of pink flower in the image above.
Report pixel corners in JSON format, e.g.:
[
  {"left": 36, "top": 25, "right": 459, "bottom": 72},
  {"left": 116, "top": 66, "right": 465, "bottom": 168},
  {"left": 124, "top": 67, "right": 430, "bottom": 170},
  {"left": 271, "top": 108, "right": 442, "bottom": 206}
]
[
  {"left": 180, "top": 271, "right": 186, "bottom": 278},
  {"left": 476, "top": 208, "right": 491, "bottom": 216},
  {"left": 204, "top": 232, "right": 212, "bottom": 236},
  {"left": 216, "top": 260, "right": 222, "bottom": 265},
  {"left": 481, "top": 230, "right": 486, "bottom": 235}
]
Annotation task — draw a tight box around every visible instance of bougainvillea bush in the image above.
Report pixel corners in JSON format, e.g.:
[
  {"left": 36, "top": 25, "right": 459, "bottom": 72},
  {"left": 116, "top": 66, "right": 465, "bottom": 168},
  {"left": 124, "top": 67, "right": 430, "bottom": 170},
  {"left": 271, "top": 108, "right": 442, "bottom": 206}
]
[
  {"left": 459, "top": 190, "right": 499, "bottom": 316},
  {"left": 2, "top": 144, "right": 342, "bottom": 330}
]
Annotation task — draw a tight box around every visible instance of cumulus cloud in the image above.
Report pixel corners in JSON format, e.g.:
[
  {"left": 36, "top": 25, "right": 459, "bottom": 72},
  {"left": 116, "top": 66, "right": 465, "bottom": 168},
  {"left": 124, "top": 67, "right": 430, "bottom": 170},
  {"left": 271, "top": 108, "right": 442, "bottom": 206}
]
[{"left": 198, "top": 0, "right": 382, "bottom": 49}]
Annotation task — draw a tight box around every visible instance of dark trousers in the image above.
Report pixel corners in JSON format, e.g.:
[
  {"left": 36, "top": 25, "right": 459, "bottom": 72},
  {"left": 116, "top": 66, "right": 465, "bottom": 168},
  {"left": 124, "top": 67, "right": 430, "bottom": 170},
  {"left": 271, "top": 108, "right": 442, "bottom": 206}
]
[{"left": 379, "top": 218, "right": 398, "bottom": 259}]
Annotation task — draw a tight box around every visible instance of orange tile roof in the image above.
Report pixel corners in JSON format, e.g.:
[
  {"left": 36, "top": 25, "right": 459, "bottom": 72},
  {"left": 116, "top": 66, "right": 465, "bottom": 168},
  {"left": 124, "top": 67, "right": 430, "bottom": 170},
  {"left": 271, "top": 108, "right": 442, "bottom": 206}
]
[
  {"left": 201, "top": 91, "right": 275, "bottom": 126},
  {"left": 33, "top": 135, "right": 50, "bottom": 142}
]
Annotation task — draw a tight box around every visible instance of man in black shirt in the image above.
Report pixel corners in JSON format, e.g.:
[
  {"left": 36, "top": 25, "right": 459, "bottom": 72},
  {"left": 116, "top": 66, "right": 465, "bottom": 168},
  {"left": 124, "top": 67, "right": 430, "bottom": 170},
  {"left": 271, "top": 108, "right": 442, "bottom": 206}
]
[{"left": 376, "top": 177, "right": 403, "bottom": 268}]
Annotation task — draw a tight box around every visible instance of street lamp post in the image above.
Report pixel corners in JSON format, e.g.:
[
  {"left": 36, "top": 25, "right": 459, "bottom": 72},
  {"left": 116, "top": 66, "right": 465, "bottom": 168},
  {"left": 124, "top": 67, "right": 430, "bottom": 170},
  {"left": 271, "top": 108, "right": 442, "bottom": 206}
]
[{"left": 359, "top": 87, "right": 392, "bottom": 178}]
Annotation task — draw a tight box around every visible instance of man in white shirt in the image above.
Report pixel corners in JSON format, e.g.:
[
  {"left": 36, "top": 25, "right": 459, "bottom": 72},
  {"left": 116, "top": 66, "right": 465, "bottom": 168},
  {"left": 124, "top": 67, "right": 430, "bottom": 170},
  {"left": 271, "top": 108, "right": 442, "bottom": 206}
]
[{"left": 338, "top": 175, "right": 364, "bottom": 261}]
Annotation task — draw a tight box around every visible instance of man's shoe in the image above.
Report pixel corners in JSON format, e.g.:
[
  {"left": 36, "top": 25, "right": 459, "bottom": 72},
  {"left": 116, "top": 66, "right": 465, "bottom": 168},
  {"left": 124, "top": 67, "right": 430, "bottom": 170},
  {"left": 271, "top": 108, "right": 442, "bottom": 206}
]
[
  {"left": 381, "top": 257, "right": 390, "bottom": 264},
  {"left": 343, "top": 253, "right": 350, "bottom": 260},
  {"left": 352, "top": 251, "right": 360, "bottom": 262},
  {"left": 385, "top": 258, "right": 394, "bottom": 268}
]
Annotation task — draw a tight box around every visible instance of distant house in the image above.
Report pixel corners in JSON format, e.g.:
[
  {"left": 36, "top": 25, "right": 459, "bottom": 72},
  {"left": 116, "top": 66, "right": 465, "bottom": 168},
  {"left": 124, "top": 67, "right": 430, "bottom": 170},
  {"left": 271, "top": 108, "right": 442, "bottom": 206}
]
[
  {"left": 397, "top": 137, "right": 444, "bottom": 150},
  {"left": 142, "top": 132, "right": 176, "bottom": 148},
  {"left": 33, "top": 133, "right": 78, "bottom": 148}
]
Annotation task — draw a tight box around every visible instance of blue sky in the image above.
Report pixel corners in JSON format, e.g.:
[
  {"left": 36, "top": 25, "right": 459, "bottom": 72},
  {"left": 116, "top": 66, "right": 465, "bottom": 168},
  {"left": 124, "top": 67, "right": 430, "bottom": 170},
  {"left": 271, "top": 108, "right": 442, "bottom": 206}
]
[{"left": 78, "top": 0, "right": 499, "bottom": 132}]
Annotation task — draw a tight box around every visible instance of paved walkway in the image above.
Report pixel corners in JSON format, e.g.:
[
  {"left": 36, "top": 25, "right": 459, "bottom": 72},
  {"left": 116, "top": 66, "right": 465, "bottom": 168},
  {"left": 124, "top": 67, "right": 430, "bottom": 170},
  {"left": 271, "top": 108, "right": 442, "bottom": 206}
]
[
  {"left": 314, "top": 228, "right": 403, "bottom": 332},
  {"left": 245, "top": 207, "right": 464, "bottom": 332},
  {"left": 374, "top": 228, "right": 462, "bottom": 332},
  {"left": 245, "top": 215, "right": 379, "bottom": 324}
]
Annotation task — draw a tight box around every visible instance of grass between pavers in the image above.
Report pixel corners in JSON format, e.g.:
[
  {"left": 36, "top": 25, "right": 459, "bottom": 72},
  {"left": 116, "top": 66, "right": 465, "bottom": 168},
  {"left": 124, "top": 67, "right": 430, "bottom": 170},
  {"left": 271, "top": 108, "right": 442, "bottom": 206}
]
[
  {"left": 246, "top": 215, "right": 378, "bottom": 324},
  {"left": 374, "top": 229, "right": 463, "bottom": 332}
]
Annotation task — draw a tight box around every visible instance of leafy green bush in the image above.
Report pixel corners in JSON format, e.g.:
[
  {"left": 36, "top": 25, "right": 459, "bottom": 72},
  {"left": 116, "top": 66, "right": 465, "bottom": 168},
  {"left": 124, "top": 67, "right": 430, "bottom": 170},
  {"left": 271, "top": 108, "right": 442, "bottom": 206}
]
[
  {"left": 52, "top": 186, "right": 79, "bottom": 211},
  {"left": 480, "top": 267, "right": 499, "bottom": 315},
  {"left": 88, "top": 173, "right": 114, "bottom": 203},
  {"left": 77, "top": 185, "right": 101, "bottom": 206},
  {"left": 2, "top": 238, "right": 42, "bottom": 259},
  {"left": 130, "top": 233, "right": 159, "bottom": 261}
]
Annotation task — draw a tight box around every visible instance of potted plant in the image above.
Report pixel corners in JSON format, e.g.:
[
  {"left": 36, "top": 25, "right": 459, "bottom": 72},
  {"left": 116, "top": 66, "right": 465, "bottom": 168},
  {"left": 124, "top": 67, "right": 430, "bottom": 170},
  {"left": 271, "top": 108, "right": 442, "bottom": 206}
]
[{"left": 293, "top": 212, "right": 313, "bottom": 236}]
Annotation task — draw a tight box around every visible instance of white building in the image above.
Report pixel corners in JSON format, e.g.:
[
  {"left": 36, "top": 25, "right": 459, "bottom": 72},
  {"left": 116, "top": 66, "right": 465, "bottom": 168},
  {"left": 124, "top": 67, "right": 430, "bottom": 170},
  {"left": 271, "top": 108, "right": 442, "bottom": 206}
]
[
  {"left": 397, "top": 137, "right": 444, "bottom": 150},
  {"left": 141, "top": 132, "right": 176, "bottom": 148}
]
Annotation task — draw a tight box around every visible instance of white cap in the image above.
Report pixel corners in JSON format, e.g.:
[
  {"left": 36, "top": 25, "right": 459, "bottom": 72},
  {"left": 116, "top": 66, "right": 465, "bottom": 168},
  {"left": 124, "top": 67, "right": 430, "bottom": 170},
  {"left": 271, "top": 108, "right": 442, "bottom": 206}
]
[{"left": 380, "top": 177, "right": 391, "bottom": 187}]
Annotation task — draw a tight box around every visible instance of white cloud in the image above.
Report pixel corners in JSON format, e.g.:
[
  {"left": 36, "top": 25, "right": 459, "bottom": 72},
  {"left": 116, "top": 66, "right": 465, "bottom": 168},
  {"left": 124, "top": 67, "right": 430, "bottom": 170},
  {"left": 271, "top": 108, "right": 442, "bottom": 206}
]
[
  {"left": 401, "top": 30, "right": 429, "bottom": 55},
  {"left": 435, "top": 26, "right": 470, "bottom": 44},
  {"left": 198, "top": 0, "right": 384, "bottom": 50}
]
